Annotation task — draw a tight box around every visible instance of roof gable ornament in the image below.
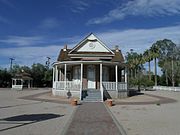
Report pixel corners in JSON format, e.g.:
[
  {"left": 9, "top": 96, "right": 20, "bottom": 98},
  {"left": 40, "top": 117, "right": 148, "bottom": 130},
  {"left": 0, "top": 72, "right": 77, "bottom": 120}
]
[{"left": 69, "top": 33, "right": 114, "bottom": 54}]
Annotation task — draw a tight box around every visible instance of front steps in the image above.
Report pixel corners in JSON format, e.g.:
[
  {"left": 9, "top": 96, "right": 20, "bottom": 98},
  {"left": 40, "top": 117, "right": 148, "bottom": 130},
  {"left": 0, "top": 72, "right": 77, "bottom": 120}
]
[{"left": 82, "top": 89, "right": 102, "bottom": 102}]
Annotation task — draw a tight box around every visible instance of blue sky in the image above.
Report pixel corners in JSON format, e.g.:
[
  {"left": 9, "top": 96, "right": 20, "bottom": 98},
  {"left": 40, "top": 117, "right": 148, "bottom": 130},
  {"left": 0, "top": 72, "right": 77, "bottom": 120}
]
[{"left": 0, "top": 0, "right": 180, "bottom": 74}]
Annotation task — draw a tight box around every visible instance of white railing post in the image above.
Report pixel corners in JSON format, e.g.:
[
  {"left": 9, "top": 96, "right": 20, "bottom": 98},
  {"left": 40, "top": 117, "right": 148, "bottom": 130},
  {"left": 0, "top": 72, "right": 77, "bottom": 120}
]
[
  {"left": 52, "top": 67, "right": 55, "bottom": 89},
  {"left": 125, "top": 68, "right": 127, "bottom": 83},
  {"left": 80, "top": 63, "right": 83, "bottom": 100},
  {"left": 125, "top": 68, "right": 127, "bottom": 90},
  {"left": 64, "top": 64, "right": 67, "bottom": 91},
  {"left": 55, "top": 65, "right": 58, "bottom": 81},
  {"left": 100, "top": 63, "right": 103, "bottom": 101},
  {"left": 115, "top": 65, "right": 118, "bottom": 91}
]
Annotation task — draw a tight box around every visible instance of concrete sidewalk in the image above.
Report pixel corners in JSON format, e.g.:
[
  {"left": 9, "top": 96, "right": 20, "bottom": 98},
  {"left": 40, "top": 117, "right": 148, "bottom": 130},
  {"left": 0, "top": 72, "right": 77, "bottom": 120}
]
[
  {"left": 64, "top": 102, "right": 124, "bottom": 135},
  {"left": 110, "top": 91, "right": 180, "bottom": 135},
  {"left": 0, "top": 89, "right": 75, "bottom": 135}
]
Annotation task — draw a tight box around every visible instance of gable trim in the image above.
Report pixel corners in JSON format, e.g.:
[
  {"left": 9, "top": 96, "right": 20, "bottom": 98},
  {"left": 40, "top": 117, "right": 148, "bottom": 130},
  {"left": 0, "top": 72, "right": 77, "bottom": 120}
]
[{"left": 69, "top": 33, "right": 114, "bottom": 54}]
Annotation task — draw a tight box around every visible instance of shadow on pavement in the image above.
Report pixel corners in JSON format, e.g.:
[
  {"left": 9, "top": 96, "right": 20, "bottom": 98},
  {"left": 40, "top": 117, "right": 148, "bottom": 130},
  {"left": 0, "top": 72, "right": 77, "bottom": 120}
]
[
  {"left": 0, "top": 113, "right": 64, "bottom": 132},
  {"left": 0, "top": 102, "right": 42, "bottom": 109}
]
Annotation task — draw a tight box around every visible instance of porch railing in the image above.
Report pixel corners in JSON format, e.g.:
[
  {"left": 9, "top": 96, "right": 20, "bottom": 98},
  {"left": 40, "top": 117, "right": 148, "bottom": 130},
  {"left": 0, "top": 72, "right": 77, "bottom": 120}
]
[
  {"left": 55, "top": 81, "right": 127, "bottom": 91},
  {"left": 118, "top": 82, "right": 127, "bottom": 90},
  {"left": 102, "top": 82, "right": 116, "bottom": 90},
  {"left": 12, "top": 85, "right": 23, "bottom": 90},
  {"left": 102, "top": 82, "right": 127, "bottom": 91},
  {"left": 56, "top": 81, "right": 80, "bottom": 91}
]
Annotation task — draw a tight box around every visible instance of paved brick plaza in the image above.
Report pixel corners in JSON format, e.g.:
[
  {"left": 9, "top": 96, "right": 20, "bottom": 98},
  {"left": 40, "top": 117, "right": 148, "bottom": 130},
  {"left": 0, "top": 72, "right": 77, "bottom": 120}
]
[{"left": 0, "top": 88, "right": 179, "bottom": 135}]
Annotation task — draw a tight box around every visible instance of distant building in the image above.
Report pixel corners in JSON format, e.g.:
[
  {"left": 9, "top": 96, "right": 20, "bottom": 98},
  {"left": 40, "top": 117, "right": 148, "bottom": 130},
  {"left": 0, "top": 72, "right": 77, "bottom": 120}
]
[
  {"left": 12, "top": 72, "right": 33, "bottom": 90},
  {"left": 52, "top": 33, "right": 127, "bottom": 101}
]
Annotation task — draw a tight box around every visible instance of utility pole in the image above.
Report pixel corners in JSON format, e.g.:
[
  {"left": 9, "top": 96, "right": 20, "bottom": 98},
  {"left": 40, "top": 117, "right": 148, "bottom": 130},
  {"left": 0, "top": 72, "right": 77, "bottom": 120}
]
[
  {"left": 9, "top": 58, "right": 15, "bottom": 71},
  {"left": 46, "top": 57, "right": 51, "bottom": 68}
]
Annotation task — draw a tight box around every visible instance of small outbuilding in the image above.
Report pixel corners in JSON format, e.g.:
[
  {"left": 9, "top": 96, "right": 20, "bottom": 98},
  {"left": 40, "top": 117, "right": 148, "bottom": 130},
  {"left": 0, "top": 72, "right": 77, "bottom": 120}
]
[{"left": 12, "top": 72, "right": 33, "bottom": 90}]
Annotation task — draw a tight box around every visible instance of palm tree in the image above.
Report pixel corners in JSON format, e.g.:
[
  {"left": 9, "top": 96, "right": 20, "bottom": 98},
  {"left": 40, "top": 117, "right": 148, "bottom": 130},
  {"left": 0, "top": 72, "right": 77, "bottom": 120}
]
[
  {"left": 126, "top": 51, "right": 145, "bottom": 80},
  {"left": 126, "top": 52, "right": 135, "bottom": 78},
  {"left": 150, "top": 43, "right": 160, "bottom": 86},
  {"left": 143, "top": 49, "right": 153, "bottom": 81}
]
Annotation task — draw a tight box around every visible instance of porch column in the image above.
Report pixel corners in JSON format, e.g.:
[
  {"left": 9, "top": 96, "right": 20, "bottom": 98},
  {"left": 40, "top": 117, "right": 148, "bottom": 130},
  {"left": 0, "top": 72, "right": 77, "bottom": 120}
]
[
  {"left": 52, "top": 66, "right": 55, "bottom": 82},
  {"left": 21, "top": 79, "right": 23, "bottom": 85},
  {"left": 21, "top": 79, "right": 23, "bottom": 87},
  {"left": 28, "top": 80, "right": 30, "bottom": 88},
  {"left": 115, "top": 65, "right": 118, "bottom": 91},
  {"left": 100, "top": 63, "right": 103, "bottom": 101},
  {"left": 55, "top": 65, "right": 58, "bottom": 81},
  {"left": 59, "top": 68, "right": 62, "bottom": 81},
  {"left": 125, "top": 68, "right": 127, "bottom": 83},
  {"left": 64, "top": 64, "right": 67, "bottom": 91},
  {"left": 80, "top": 63, "right": 83, "bottom": 100},
  {"left": 125, "top": 68, "right": 128, "bottom": 91}
]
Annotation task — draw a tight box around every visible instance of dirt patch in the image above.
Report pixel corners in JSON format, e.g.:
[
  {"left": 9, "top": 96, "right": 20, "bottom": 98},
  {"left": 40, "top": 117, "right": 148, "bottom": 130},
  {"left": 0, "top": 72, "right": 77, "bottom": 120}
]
[
  {"left": 114, "top": 93, "right": 177, "bottom": 105},
  {"left": 19, "top": 91, "right": 72, "bottom": 104}
]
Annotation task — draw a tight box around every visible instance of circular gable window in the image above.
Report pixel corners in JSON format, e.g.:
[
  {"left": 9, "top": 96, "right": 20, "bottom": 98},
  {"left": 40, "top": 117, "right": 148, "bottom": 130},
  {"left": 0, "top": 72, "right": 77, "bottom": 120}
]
[{"left": 89, "top": 43, "right": 95, "bottom": 49}]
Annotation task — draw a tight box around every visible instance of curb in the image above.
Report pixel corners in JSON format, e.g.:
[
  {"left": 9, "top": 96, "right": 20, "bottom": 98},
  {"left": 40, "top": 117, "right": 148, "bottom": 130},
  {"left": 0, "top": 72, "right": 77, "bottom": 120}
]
[
  {"left": 61, "top": 105, "right": 78, "bottom": 135},
  {"left": 104, "top": 103, "right": 127, "bottom": 135}
]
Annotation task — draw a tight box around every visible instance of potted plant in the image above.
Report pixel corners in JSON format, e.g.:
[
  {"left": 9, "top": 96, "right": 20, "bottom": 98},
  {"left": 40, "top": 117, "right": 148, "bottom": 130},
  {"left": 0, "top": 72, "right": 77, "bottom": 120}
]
[
  {"left": 71, "top": 99, "right": 78, "bottom": 106},
  {"left": 106, "top": 99, "right": 113, "bottom": 107}
]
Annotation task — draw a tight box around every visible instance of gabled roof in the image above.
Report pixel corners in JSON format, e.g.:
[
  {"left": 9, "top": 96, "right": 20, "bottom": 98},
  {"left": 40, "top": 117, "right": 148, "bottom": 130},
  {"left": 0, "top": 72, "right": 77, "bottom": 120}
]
[
  {"left": 57, "top": 49, "right": 71, "bottom": 61},
  {"left": 112, "top": 50, "right": 124, "bottom": 62},
  {"left": 12, "top": 72, "right": 33, "bottom": 80},
  {"left": 69, "top": 33, "right": 114, "bottom": 54},
  {"left": 57, "top": 33, "right": 125, "bottom": 63}
]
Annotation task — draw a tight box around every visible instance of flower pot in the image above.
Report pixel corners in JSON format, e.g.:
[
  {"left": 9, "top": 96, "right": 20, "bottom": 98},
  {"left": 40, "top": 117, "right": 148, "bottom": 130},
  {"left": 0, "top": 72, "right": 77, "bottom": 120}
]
[
  {"left": 106, "top": 99, "right": 113, "bottom": 107},
  {"left": 71, "top": 99, "right": 77, "bottom": 106}
]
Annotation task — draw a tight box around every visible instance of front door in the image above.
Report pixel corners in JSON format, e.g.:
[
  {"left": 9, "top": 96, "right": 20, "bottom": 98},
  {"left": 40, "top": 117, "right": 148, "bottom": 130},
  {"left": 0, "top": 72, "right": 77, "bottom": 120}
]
[{"left": 87, "top": 65, "right": 96, "bottom": 89}]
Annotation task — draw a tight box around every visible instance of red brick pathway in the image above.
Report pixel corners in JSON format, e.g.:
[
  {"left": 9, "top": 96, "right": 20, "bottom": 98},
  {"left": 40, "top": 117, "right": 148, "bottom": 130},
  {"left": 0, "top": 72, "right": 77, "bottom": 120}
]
[{"left": 64, "top": 102, "right": 123, "bottom": 135}]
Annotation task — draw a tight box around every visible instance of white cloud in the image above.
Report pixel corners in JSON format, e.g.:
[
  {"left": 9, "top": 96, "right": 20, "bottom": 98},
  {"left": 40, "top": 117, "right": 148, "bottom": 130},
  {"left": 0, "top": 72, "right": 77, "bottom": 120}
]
[
  {"left": 0, "top": 36, "right": 44, "bottom": 46},
  {"left": 39, "top": 18, "right": 60, "bottom": 29},
  {"left": 95, "top": 25, "right": 180, "bottom": 75},
  {"left": 97, "top": 25, "right": 180, "bottom": 54},
  {"left": 0, "top": 45, "right": 63, "bottom": 67},
  {"left": 0, "top": 24, "right": 180, "bottom": 72},
  {"left": 0, "top": 34, "right": 81, "bottom": 47},
  {"left": 70, "top": 0, "right": 90, "bottom": 13},
  {"left": 87, "top": 0, "right": 180, "bottom": 24}
]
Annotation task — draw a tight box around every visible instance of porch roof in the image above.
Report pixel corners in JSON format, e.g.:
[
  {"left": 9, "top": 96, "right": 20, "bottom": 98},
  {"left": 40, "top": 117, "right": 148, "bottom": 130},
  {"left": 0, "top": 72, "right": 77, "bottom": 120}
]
[{"left": 52, "top": 60, "right": 127, "bottom": 67}]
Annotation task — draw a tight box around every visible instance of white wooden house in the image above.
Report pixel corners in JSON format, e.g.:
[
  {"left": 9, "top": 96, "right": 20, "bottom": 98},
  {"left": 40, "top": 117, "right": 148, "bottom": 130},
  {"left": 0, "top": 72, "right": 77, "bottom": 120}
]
[{"left": 52, "top": 33, "right": 127, "bottom": 101}]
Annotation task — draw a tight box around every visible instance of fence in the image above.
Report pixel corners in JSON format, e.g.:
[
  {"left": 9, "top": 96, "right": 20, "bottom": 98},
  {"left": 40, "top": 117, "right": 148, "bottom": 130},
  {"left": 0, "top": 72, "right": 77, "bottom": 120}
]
[{"left": 153, "top": 86, "right": 180, "bottom": 92}]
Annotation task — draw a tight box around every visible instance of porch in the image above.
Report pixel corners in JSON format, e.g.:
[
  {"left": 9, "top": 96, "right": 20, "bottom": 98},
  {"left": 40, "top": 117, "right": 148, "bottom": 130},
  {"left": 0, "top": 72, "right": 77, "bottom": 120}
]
[{"left": 52, "top": 61, "right": 128, "bottom": 101}]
